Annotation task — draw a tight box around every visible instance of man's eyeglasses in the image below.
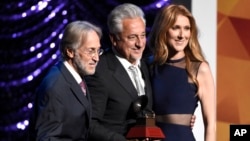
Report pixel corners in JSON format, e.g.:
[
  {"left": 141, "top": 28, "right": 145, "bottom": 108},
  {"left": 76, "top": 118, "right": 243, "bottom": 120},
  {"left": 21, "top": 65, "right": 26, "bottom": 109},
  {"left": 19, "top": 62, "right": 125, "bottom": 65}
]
[{"left": 83, "top": 48, "right": 104, "bottom": 56}]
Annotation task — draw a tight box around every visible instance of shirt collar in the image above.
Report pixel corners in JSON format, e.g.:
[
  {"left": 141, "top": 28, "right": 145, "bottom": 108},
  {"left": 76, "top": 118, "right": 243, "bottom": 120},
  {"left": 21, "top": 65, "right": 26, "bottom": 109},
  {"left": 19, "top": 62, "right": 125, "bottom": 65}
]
[
  {"left": 112, "top": 47, "right": 141, "bottom": 68},
  {"left": 63, "top": 61, "right": 82, "bottom": 84}
]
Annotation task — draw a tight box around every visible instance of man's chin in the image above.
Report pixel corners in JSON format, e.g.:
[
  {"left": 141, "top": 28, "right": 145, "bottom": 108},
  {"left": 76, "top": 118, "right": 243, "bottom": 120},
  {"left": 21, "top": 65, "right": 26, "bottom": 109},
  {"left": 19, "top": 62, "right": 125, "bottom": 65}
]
[
  {"left": 133, "top": 56, "right": 142, "bottom": 62},
  {"left": 85, "top": 69, "right": 95, "bottom": 75}
]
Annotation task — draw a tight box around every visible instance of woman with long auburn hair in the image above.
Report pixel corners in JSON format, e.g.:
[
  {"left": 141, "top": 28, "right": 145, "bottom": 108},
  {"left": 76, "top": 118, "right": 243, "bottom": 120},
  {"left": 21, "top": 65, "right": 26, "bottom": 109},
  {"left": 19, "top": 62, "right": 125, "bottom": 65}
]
[{"left": 148, "top": 4, "right": 216, "bottom": 141}]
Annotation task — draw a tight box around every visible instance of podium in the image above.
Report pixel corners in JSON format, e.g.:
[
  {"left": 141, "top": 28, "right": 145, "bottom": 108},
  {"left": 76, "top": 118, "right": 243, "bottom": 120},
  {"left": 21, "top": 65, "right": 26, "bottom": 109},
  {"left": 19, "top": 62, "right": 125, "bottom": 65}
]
[{"left": 126, "top": 95, "right": 165, "bottom": 140}]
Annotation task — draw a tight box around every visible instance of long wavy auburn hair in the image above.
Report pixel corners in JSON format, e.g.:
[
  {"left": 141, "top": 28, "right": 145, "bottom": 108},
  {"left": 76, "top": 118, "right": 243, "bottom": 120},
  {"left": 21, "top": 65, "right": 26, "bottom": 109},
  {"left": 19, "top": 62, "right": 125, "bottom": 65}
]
[{"left": 148, "top": 4, "right": 207, "bottom": 91}]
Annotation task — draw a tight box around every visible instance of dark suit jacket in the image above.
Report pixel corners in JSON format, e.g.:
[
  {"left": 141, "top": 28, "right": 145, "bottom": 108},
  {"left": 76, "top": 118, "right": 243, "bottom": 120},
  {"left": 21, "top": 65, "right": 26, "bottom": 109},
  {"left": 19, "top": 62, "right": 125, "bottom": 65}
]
[
  {"left": 86, "top": 49, "right": 153, "bottom": 141},
  {"left": 29, "top": 61, "right": 92, "bottom": 141}
]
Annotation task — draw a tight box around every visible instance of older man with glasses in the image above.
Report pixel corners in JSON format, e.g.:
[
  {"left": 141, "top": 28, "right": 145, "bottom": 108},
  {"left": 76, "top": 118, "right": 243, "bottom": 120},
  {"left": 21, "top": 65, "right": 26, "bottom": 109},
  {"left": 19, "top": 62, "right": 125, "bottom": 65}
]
[{"left": 29, "top": 21, "right": 102, "bottom": 141}]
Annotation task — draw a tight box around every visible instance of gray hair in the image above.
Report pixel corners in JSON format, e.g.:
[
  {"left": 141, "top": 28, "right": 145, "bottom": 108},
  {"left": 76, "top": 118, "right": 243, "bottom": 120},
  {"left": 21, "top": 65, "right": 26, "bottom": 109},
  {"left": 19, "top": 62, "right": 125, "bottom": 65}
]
[
  {"left": 107, "top": 3, "right": 146, "bottom": 35},
  {"left": 60, "top": 21, "right": 102, "bottom": 60}
]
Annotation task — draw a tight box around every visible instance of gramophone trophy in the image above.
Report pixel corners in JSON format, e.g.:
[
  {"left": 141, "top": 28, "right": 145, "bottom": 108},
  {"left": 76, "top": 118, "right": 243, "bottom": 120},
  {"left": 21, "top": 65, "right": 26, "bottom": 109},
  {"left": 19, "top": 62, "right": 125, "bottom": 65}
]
[{"left": 126, "top": 95, "right": 165, "bottom": 140}]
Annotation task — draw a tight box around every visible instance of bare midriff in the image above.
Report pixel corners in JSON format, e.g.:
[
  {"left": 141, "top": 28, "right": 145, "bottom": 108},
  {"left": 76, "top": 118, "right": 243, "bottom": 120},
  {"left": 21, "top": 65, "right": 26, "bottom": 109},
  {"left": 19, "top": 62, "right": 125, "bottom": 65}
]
[{"left": 155, "top": 114, "right": 192, "bottom": 126}]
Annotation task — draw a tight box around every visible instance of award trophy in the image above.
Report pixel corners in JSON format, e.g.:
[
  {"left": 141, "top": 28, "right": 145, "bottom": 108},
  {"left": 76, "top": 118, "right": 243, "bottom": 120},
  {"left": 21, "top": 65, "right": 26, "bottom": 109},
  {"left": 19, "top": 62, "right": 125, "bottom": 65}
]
[{"left": 126, "top": 95, "right": 165, "bottom": 141}]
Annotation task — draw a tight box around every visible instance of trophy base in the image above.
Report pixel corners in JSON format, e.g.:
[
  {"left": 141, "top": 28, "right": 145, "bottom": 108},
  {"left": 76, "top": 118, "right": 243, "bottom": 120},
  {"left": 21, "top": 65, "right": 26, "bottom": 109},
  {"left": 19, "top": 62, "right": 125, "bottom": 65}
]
[
  {"left": 126, "top": 126, "right": 165, "bottom": 139},
  {"left": 136, "top": 117, "right": 155, "bottom": 126},
  {"left": 127, "top": 118, "right": 165, "bottom": 139}
]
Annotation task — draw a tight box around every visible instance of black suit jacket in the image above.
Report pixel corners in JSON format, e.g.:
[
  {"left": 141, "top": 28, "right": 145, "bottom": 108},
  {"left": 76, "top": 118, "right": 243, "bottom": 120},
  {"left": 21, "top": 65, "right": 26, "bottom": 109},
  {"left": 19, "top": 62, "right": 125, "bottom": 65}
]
[
  {"left": 86, "top": 50, "right": 152, "bottom": 141},
  {"left": 29, "top": 61, "right": 92, "bottom": 141}
]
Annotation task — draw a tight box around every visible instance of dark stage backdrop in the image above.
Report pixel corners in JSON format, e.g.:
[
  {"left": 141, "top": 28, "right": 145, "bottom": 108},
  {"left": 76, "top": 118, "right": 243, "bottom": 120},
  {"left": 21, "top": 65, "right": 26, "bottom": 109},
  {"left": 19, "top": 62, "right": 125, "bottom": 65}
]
[{"left": 0, "top": 0, "right": 190, "bottom": 140}]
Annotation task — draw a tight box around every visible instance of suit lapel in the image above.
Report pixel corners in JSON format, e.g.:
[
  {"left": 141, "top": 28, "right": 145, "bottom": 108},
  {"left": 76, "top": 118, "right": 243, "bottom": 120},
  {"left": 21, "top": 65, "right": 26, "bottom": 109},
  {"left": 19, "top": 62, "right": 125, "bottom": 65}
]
[
  {"left": 140, "top": 60, "right": 153, "bottom": 108},
  {"left": 106, "top": 52, "right": 138, "bottom": 99},
  {"left": 57, "top": 62, "right": 91, "bottom": 120},
  {"left": 70, "top": 85, "right": 91, "bottom": 120}
]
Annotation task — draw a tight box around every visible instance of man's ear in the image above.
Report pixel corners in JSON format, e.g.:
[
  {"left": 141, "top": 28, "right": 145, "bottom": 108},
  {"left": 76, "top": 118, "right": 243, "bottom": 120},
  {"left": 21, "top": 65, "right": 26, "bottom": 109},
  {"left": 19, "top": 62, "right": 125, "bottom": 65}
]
[
  {"left": 109, "top": 34, "right": 117, "bottom": 47},
  {"left": 66, "top": 48, "right": 74, "bottom": 59}
]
